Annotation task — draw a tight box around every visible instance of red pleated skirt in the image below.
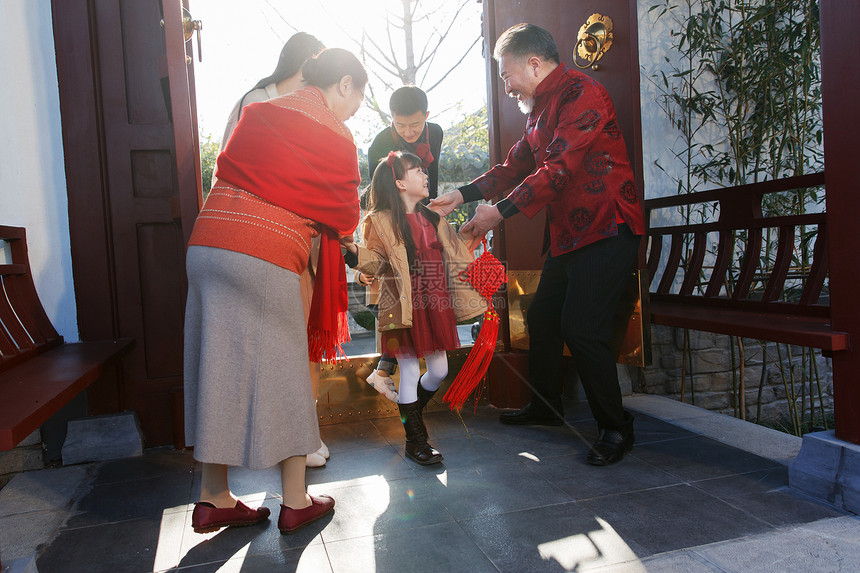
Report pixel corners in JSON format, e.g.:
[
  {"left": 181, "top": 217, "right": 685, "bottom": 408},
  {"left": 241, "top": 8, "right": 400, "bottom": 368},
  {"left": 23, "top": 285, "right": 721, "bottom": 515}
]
[{"left": 382, "top": 214, "right": 459, "bottom": 358}]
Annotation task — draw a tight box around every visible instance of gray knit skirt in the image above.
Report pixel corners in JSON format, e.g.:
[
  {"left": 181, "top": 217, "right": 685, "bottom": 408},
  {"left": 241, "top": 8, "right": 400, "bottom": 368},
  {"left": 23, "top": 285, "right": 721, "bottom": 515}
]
[{"left": 184, "top": 246, "right": 320, "bottom": 470}]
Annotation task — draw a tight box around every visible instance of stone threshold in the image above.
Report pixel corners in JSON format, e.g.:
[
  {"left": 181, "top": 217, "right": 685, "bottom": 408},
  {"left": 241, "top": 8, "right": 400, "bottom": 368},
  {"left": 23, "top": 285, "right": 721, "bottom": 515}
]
[
  {"left": 624, "top": 393, "right": 802, "bottom": 465},
  {"left": 624, "top": 393, "right": 858, "bottom": 516}
]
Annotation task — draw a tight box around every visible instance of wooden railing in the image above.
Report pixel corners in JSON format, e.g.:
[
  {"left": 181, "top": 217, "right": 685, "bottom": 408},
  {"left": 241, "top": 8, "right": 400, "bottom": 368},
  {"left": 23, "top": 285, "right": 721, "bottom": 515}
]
[{"left": 644, "top": 172, "right": 848, "bottom": 353}]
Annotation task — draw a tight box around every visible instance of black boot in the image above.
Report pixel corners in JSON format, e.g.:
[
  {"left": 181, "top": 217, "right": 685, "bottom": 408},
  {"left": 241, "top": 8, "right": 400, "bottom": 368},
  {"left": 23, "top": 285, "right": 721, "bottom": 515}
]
[
  {"left": 416, "top": 378, "right": 437, "bottom": 433},
  {"left": 398, "top": 401, "right": 443, "bottom": 465},
  {"left": 416, "top": 380, "right": 441, "bottom": 452},
  {"left": 417, "top": 379, "right": 436, "bottom": 412}
]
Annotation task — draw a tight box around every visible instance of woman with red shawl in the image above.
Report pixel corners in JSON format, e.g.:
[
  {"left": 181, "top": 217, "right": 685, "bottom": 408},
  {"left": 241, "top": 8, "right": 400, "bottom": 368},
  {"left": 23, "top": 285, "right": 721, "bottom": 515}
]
[{"left": 183, "top": 48, "right": 365, "bottom": 535}]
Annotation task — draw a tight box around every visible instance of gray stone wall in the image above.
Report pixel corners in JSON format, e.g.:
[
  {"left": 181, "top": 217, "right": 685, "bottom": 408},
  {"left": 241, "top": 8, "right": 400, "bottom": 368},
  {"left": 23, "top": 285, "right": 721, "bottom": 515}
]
[
  {"left": 0, "top": 431, "right": 44, "bottom": 490},
  {"left": 637, "top": 325, "right": 833, "bottom": 426}
]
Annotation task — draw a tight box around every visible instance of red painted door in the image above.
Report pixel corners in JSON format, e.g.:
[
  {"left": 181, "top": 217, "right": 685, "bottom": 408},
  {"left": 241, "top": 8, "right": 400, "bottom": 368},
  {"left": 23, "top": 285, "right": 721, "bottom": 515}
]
[{"left": 53, "top": 0, "right": 202, "bottom": 446}]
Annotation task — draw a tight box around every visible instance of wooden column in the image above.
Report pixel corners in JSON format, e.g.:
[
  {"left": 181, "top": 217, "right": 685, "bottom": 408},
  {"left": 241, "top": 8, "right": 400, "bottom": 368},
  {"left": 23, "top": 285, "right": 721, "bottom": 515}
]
[{"left": 820, "top": 0, "right": 860, "bottom": 444}]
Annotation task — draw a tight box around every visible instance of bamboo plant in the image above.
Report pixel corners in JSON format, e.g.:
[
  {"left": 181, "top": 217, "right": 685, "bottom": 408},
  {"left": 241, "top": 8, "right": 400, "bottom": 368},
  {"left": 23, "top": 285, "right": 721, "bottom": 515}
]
[{"left": 648, "top": 0, "right": 826, "bottom": 433}]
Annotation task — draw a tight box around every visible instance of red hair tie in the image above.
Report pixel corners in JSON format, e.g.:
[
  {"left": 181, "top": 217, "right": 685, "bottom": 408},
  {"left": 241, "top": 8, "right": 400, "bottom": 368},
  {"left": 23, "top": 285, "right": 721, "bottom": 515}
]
[{"left": 386, "top": 151, "right": 398, "bottom": 179}]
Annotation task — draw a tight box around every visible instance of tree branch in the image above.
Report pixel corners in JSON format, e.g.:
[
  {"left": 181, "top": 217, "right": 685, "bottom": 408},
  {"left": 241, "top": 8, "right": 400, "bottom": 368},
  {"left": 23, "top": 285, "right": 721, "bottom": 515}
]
[{"left": 424, "top": 35, "right": 481, "bottom": 93}]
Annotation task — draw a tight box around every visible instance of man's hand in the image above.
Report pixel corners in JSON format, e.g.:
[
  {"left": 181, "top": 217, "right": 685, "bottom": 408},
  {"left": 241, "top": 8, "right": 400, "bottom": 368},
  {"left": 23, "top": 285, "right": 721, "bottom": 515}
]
[
  {"left": 458, "top": 227, "right": 484, "bottom": 252},
  {"left": 460, "top": 204, "right": 504, "bottom": 246},
  {"left": 428, "top": 189, "right": 464, "bottom": 216}
]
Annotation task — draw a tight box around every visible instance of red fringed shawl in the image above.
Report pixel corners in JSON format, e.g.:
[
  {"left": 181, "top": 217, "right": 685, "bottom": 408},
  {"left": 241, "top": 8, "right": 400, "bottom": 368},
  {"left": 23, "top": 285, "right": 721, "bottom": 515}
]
[{"left": 214, "top": 87, "right": 360, "bottom": 361}]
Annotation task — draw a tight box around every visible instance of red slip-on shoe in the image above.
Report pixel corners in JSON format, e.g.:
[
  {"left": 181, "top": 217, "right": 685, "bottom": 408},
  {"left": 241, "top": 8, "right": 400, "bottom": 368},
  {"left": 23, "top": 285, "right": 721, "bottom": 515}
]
[
  {"left": 192, "top": 499, "right": 271, "bottom": 533},
  {"left": 278, "top": 494, "right": 335, "bottom": 534}
]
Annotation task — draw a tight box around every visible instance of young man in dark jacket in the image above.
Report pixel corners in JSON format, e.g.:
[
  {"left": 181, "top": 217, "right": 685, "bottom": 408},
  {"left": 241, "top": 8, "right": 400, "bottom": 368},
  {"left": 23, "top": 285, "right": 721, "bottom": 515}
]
[
  {"left": 359, "top": 86, "right": 445, "bottom": 394},
  {"left": 367, "top": 86, "right": 444, "bottom": 200}
]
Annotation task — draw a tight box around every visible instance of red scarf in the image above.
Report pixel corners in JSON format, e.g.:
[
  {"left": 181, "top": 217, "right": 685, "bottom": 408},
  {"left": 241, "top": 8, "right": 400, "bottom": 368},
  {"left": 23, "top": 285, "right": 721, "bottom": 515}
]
[
  {"left": 216, "top": 87, "right": 360, "bottom": 361},
  {"left": 391, "top": 124, "right": 434, "bottom": 169}
]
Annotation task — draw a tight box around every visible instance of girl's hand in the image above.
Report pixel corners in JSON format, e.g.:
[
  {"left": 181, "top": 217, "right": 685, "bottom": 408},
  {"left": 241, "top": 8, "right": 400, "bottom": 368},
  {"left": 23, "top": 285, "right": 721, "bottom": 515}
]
[
  {"left": 339, "top": 235, "right": 358, "bottom": 255},
  {"left": 356, "top": 272, "right": 375, "bottom": 286}
]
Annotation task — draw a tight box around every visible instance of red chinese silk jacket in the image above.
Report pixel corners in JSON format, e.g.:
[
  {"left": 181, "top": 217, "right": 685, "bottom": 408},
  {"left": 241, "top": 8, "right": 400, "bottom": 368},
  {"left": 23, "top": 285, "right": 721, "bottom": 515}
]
[{"left": 469, "top": 64, "right": 646, "bottom": 256}]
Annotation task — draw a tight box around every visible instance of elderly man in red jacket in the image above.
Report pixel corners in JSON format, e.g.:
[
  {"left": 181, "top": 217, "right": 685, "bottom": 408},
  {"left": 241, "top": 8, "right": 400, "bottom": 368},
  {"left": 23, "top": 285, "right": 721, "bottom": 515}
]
[{"left": 432, "top": 23, "right": 646, "bottom": 466}]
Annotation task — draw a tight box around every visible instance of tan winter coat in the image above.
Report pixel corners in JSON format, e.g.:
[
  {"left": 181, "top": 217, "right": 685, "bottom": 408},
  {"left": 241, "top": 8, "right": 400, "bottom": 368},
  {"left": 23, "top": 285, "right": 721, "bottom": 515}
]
[{"left": 355, "top": 210, "right": 487, "bottom": 332}]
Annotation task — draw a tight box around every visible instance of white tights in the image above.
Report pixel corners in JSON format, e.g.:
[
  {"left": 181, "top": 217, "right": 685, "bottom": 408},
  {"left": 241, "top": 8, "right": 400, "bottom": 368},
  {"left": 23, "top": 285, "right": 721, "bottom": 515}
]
[{"left": 396, "top": 350, "right": 448, "bottom": 404}]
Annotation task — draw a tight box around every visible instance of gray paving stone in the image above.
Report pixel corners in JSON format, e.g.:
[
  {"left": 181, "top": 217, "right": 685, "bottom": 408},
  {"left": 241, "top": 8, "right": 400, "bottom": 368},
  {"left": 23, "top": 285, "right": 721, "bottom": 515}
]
[
  {"left": 0, "top": 465, "right": 91, "bottom": 517},
  {"left": 577, "top": 484, "right": 772, "bottom": 555},
  {"left": 61, "top": 411, "right": 143, "bottom": 466},
  {"left": 36, "top": 517, "right": 162, "bottom": 573},
  {"left": 0, "top": 509, "right": 71, "bottom": 562},
  {"left": 3, "top": 554, "right": 38, "bottom": 573},
  {"left": 639, "top": 552, "right": 723, "bottom": 572},
  {"left": 630, "top": 435, "right": 780, "bottom": 483},
  {"left": 0, "top": 447, "right": 44, "bottom": 476},
  {"left": 316, "top": 475, "right": 452, "bottom": 543},
  {"left": 176, "top": 543, "right": 333, "bottom": 573},
  {"left": 594, "top": 552, "right": 722, "bottom": 572},
  {"left": 795, "top": 515, "right": 860, "bottom": 542},
  {"left": 3, "top": 400, "right": 856, "bottom": 573},
  {"left": 691, "top": 469, "right": 844, "bottom": 528},
  {"left": 693, "top": 517, "right": 860, "bottom": 573},
  {"left": 460, "top": 502, "right": 648, "bottom": 572},
  {"left": 325, "top": 521, "right": 497, "bottom": 573},
  {"left": 304, "top": 444, "right": 415, "bottom": 487},
  {"left": 420, "top": 459, "right": 573, "bottom": 520}
]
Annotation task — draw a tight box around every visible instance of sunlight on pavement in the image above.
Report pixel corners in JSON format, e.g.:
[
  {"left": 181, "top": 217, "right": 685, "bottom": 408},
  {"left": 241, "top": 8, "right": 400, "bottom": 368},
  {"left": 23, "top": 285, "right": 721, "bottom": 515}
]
[
  {"left": 518, "top": 452, "right": 541, "bottom": 462},
  {"left": 313, "top": 475, "right": 390, "bottom": 571},
  {"left": 153, "top": 492, "right": 267, "bottom": 572},
  {"left": 435, "top": 470, "right": 448, "bottom": 487},
  {"left": 537, "top": 516, "right": 644, "bottom": 572}
]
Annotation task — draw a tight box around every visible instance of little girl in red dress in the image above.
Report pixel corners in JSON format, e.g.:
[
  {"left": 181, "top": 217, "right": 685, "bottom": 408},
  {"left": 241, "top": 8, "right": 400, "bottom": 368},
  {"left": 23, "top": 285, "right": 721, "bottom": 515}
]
[{"left": 344, "top": 151, "right": 485, "bottom": 465}]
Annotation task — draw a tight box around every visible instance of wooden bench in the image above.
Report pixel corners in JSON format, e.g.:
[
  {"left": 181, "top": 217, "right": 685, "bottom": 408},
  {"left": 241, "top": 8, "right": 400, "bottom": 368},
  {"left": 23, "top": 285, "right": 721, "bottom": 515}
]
[
  {"left": 0, "top": 225, "right": 133, "bottom": 451},
  {"left": 645, "top": 172, "right": 849, "bottom": 354}
]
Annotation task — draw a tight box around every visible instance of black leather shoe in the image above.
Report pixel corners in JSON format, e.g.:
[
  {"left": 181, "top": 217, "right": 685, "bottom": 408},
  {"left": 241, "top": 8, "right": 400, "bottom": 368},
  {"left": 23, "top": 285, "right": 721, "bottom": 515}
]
[
  {"left": 587, "top": 428, "right": 634, "bottom": 466},
  {"left": 499, "top": 402, "right": 563, "bottom": 426}
]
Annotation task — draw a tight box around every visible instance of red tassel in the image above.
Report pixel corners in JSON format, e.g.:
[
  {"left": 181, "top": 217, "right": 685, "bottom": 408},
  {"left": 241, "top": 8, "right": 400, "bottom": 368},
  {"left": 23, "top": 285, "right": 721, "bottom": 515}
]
[
  {"left": 443, "top": 237, "right": 507, "bottom": 411},
  {"left": 443, "top": 309, "right": 500, "bottom": 412}
]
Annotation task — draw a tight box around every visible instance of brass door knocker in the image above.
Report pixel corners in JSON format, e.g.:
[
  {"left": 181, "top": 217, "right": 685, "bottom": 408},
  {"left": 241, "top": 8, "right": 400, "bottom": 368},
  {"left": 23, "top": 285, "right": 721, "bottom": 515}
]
[{"left": 574, "top": 13, "right": 613, "bottom": 70}]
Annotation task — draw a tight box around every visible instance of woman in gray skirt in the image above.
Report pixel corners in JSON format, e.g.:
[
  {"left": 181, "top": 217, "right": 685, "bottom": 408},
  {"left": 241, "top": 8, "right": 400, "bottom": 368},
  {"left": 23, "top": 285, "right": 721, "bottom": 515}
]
[{"left": 183, "top": 48, "right": 366, "bottom": 535}]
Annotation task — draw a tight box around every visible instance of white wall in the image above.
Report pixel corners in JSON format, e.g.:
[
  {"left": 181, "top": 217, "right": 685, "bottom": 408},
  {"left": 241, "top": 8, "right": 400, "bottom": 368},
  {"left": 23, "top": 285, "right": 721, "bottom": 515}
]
[
  {"left": 0, "top": 0, "right": 78, "bottom": 342},
  {"left": 638, "top": 0, "right": 694, "bottom": 203}
]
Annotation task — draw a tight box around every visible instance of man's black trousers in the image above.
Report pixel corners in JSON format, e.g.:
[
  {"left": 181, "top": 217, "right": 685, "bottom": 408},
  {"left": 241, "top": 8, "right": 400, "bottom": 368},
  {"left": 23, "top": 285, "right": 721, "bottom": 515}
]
[{"left": 526, "top": 224, "right": 640, "bottom": 431}]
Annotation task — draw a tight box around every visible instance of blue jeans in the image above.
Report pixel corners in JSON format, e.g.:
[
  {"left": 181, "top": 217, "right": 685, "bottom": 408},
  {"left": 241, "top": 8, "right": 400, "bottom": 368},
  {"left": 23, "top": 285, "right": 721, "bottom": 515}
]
[{"left": 367, "top": 304, "right": 397, "bottom": 375}]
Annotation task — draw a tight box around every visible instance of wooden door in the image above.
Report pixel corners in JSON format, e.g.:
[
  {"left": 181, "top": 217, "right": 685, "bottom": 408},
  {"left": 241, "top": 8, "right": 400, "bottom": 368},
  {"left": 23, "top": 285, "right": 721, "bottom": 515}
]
[
  {"left": 53, "top": 0, "right": 202, "bottom": 446},
  {"left": 482, "top": 0, "right": 644, "bottom": 342}
]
